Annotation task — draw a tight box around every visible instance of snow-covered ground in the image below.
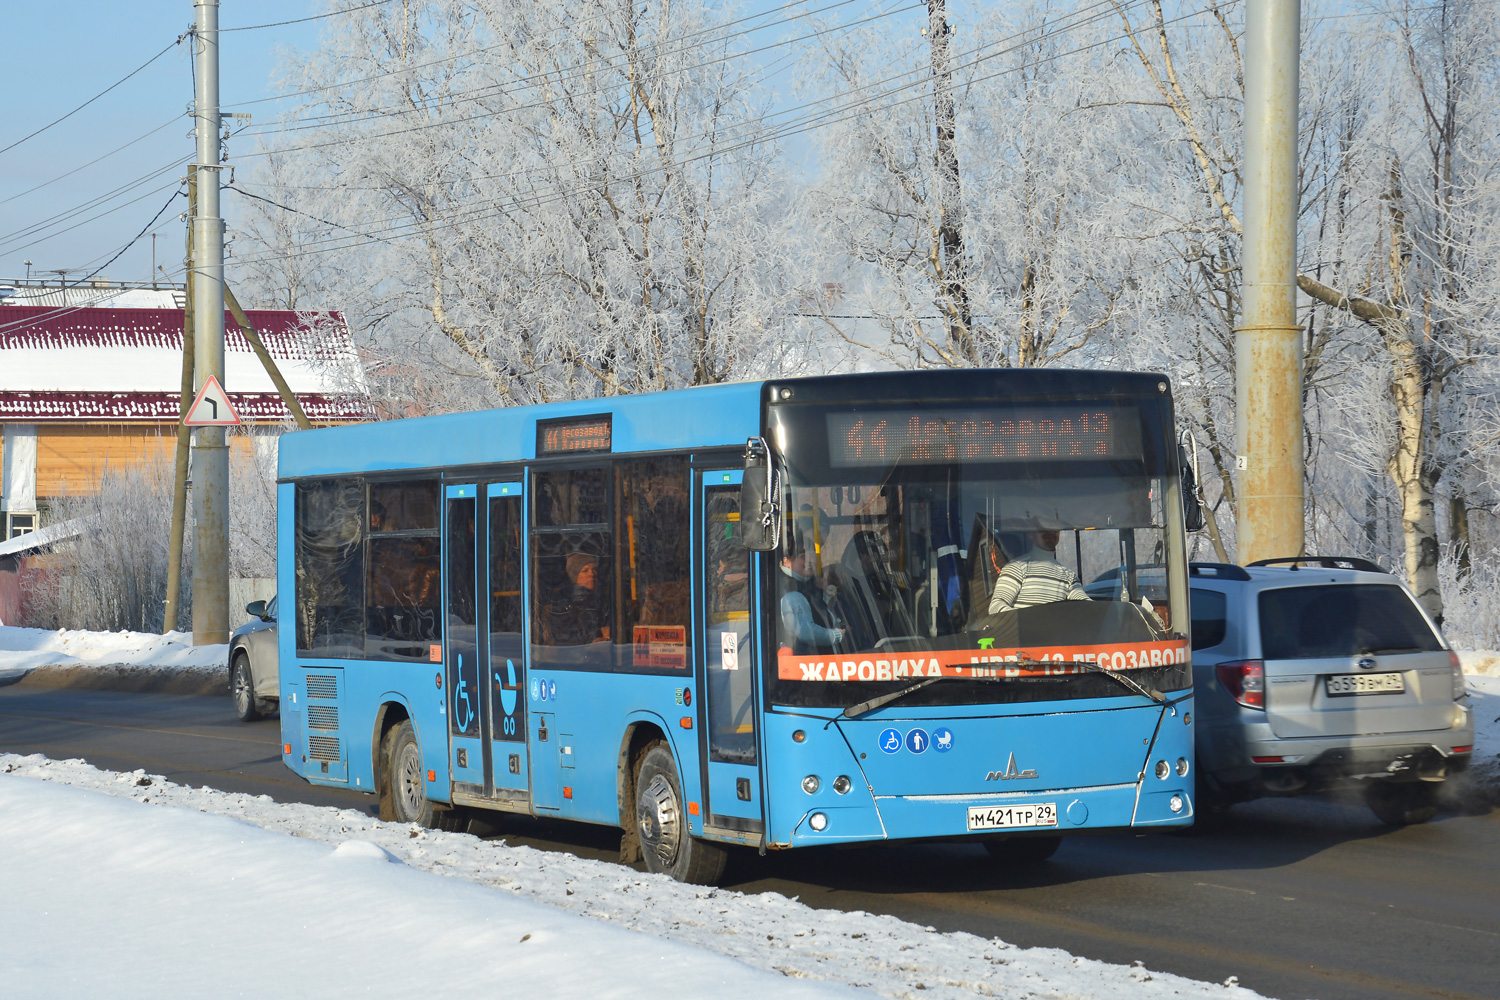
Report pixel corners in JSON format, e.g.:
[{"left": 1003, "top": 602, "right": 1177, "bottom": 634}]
[
  {"left": 2, "top": 626, "right": 1495, "bottom": 998},
  {"left": 0, "top": 625, "right": 225, "bottom": 687},
  {"left": 0, "top": 753, "right": 1266, "bottom": 1000},
  {"left": 1458, "top": 653, "right": 1500, "bottom": 800}
]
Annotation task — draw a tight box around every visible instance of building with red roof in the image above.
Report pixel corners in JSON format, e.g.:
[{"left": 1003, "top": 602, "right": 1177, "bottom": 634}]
[{"left": 0, "top": 282, "right": 369, "bottom": 538}]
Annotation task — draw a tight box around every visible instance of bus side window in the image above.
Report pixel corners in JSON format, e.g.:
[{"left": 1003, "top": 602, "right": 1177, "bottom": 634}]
[
  {"left": 617, "top": 457, "right": 691, "bottom": 672},
  {"left": 294, "top": 478, "right": 365, "bottom": 658},
  {"left": 532, "top": 468, "right": 612, "bottom": 656},
  {"left": 365, "top": 480, "right": 441, "bottom": 661}
]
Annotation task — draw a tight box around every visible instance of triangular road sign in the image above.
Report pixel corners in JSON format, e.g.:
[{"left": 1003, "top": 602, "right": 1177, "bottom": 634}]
[{"left": 183, "top": 374, "right": 242, "bottom": 426}]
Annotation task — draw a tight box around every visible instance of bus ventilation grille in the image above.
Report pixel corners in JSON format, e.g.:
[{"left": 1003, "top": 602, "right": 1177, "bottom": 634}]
[
  {"left": 306, "top": 674, "right": 338, "bottom": 700},
  {"left": 307, "top": 705, "right": 339, "bottom": 731},
  {"left": 308, "top": 735, "right": 341, "bottom": 762}
]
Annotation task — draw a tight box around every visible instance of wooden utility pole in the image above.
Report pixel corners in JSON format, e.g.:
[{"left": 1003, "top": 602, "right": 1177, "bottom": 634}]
[{"left": 163, "top": 176, "right": 196, "bottom": 634}]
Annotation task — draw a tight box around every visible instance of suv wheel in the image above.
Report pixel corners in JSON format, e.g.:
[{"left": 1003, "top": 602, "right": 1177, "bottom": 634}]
[
  {"left": 231, "top": 653, "right": 260, "bottom": 722},
  {"left": 1365, "top": 780, "right": 1439, "bottom": 826}
]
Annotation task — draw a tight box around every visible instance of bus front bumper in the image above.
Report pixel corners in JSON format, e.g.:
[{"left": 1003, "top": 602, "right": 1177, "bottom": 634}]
[{"left": 780, "top": 781, "right": 1193, "bottom": 846}]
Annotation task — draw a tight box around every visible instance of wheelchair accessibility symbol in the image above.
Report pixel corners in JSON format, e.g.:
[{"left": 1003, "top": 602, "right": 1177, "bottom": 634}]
[{"left": 878, "top": 728, "right": 902, "bottom": 754}]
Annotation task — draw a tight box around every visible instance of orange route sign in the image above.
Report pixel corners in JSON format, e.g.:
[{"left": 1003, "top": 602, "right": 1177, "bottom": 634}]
[
  {"left": 183, "top": 374, "right": 242, "bottom": 427},
  {"left": 777, "top": 639, "right": 1190, "bottom": 682}
]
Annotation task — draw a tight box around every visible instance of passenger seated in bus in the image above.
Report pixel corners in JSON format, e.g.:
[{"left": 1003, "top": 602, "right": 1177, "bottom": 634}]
[
  {"left": 778, "top": 532, "right": 845, "bottom": 654},
  {"left": 549, "top": 553, "right": 610, "bottom": 645},
  {"left": 988, "top": 528, "right": 1090, "bottom": 614}
]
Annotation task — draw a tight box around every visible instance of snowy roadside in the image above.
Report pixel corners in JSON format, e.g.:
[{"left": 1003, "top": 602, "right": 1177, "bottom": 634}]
[
  {"left": 1458, "top": 653, "right": 1500, "bottom": 802},
  {"left": 0, "top": 753, "right": 1265, "bottom": 1000},
  {"left": 0, "top": 625, "right": 225, "bottom": 692}
]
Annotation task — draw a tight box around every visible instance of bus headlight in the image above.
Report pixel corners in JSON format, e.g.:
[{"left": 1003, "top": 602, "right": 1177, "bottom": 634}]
[
  {"left": 832, "top": 775, "right": 851, "bottom": 795},
  {"left": 1169, "top": 794, "right": 1184, "bottom": 814},
  {"left": 801, "top": 775, "right": 820, "bottom": 795},
  {"left": 1154, "top": 760, "right": 1170, "bottom": 780},
  {"left": 809, "top": 812, "right": 828, "bottom": 831},
  {"left": 1175, "top": 757, "right": 1189, "bottom": 776}
]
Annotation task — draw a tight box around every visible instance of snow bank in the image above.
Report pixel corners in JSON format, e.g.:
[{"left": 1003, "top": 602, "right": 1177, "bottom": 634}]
[
  {"left": 1463, "top": 674, "right": 1500, "bottom": 800},
  {"left": 0, "top": 625, "right": 225, "bottom": 688},
  {"left": 0, "top": 754, "right": 1265, "bottom": 1000},
  {"left": 1459, "top": 650, "right": 1500, "bottom": 677},
  {"left": 0, "top": 773, "right": 852, "bottom": 1000}
]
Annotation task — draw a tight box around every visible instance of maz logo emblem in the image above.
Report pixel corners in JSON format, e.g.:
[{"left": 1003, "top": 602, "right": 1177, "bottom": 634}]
[{"left": 985, "top": 753, "right": 1038, "bottom": 781}]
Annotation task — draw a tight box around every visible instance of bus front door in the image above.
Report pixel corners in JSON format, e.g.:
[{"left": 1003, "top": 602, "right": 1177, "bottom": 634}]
[
  {"left": 699, "top": 471, "right": 763, "bottom": 832},
  {"left": 486, "top": 482, "right": 528, "bottom": 803}
]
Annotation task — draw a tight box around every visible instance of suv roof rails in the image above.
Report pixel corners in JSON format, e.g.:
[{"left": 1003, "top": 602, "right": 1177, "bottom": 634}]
[
  {"left": 1188, "top": 562, "right": 1252, "bottom": 581},
  {"left": 1246, "top": 556, "right": 1387, "bottom": 574}
]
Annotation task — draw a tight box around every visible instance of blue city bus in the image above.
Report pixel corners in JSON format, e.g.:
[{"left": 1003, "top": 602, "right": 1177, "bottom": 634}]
[{"left": 277, "top": 369, "right": 1197, "bottom": 883}]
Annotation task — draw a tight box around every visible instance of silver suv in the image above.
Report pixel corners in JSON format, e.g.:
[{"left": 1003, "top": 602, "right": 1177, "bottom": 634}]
[
  {"left": 1189, "top": 558, "right": 1473, "bottom": 825},
  {"left": 228, "top": 597, "right": 279, "bottom": 722}
]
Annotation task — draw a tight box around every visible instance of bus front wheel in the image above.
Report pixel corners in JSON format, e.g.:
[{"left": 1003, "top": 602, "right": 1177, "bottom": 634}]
[{"left": 634, "top": 742, "right": 727, "bottom": 885}]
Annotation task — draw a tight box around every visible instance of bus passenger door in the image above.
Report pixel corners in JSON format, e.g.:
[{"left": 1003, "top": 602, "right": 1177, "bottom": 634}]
[
  {"left": 445, "top": 485, "right": 487, "bottom": 793},
  {"left": 486, "top": 482, "right": 528, "bottom": 800},
  {"left": 699, "top": 471, "right": 763, "bottom": 828}
]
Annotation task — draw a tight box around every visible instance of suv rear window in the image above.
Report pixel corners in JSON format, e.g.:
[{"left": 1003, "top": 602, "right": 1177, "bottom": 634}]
[
  {"left": 1190, "top": 589, "right": 1227, "bottom": 650},
  {"left": 1257, "top": 584, "right": 1441, "bottom": 660}
]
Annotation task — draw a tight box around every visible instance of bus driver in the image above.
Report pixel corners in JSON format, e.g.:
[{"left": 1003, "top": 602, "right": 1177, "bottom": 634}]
[{"left": 988, "top": 528, "right": 1090, "bottom": 613}]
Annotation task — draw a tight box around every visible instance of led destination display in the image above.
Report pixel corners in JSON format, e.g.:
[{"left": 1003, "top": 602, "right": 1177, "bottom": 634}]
[{"left": 825, "top": 405, "right": 1142, "bottom": 467}]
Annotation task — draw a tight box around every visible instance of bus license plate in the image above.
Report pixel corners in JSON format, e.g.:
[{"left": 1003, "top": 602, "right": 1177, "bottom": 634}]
[
  {"left": 1325, "top": 672, "right": 1405, "bottom": 696},
  {"left": 967, "top": 802, "right": 1058, "bottom": 831}
]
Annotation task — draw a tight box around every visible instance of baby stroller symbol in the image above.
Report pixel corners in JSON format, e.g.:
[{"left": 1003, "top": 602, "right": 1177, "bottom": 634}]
[{"left": 933, "top": 727, "right": 954, "bottom": 752}]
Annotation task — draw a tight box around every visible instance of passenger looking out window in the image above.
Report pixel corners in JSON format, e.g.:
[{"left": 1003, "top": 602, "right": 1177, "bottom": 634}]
[{"left": 778, "top": 532, "right": 845, "bottom": 653}]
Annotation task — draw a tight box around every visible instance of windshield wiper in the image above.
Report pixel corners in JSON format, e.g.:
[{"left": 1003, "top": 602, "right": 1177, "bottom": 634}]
[
  {"left": 839, "top": 674, "right": 989, "bottom": 720},
  {"left": 838, "top": 655, "right": 1166, "bottom": 720},
  {"left": 1061, "top": 658, "right": 1166, "bottom": 704}
]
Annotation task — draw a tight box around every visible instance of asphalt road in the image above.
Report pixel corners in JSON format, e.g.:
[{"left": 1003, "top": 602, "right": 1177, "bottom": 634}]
[{"left": 2, "top": 685, "right": 1496, "bottom": 1000}]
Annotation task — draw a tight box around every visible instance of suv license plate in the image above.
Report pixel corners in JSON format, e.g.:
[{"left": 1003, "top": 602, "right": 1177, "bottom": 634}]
[
  {"left": 1325, "top": 672, "right": 1405, "bottom": 696},
  {"left": 967, "top": 802, "right": 1058, "bottom": 831}
]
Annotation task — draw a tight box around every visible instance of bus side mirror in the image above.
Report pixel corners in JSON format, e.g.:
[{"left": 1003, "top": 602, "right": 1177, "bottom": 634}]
[
  {"left": 1178, "top": 441, "right": 1205, "bottom": 532},
  {"left": 739, "top": 437, "right": 781, "bottom": 551}
]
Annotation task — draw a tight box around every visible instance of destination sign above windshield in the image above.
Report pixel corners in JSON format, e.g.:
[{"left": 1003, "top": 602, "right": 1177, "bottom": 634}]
[{"left": 825, "top": 405, "right": 1141, "bottom": 467}]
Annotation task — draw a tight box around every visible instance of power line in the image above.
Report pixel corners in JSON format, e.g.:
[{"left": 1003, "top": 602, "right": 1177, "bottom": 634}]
[
  {"left": 232, "top": 0, "right": 893, "bottom": 139},
  {"left": 0, "top": 157, "right": 189, "bottom": 251},
  {"left": 224, "top": 0, "right": 1164, "bottom": 266},
  {"left": 0, "top": 37, "right": 183, "bottom": 158},
  {"left": 0, "top": 114, "right": 185, "bottom": 209},
  {"left": 221, "top": 1, "right": 399, "bottom": 32}
]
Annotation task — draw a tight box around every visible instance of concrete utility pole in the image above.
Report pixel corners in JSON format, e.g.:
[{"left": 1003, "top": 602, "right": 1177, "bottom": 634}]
[
  {"left": 191, "top": 0, "right": 229, "bottom": 645},
  {"left": 1235, "top": 0, "right": 1304, "bottom": 564}
]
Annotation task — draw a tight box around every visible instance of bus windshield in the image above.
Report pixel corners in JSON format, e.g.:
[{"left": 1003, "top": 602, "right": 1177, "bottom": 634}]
[{"left": 768, "top": 399, "right": 1189, "bottom": 708}]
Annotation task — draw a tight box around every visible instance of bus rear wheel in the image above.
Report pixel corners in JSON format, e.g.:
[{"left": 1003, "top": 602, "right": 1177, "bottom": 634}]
[
  {"left": 384, "top": 720, "right": 439, "bottom": 826},
  {"left": 983, "top": 835, "right": 1063, "bottom": 865},
  {"left": 635, "top": 743, "right": 727, "bottom": 885}
]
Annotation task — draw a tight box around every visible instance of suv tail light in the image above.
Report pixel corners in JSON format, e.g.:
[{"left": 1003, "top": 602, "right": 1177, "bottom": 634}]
[
  {"left": 1450, "top": 650, "right": 1466, "bottom": 700},
  {"left": 1216, "top": 660, "right": 1265, "bottom": 709}
]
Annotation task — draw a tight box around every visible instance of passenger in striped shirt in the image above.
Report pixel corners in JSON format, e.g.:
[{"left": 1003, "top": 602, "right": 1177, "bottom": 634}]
[{"left": 987, "top": 529, "right": 1090, "bottom": 614}]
